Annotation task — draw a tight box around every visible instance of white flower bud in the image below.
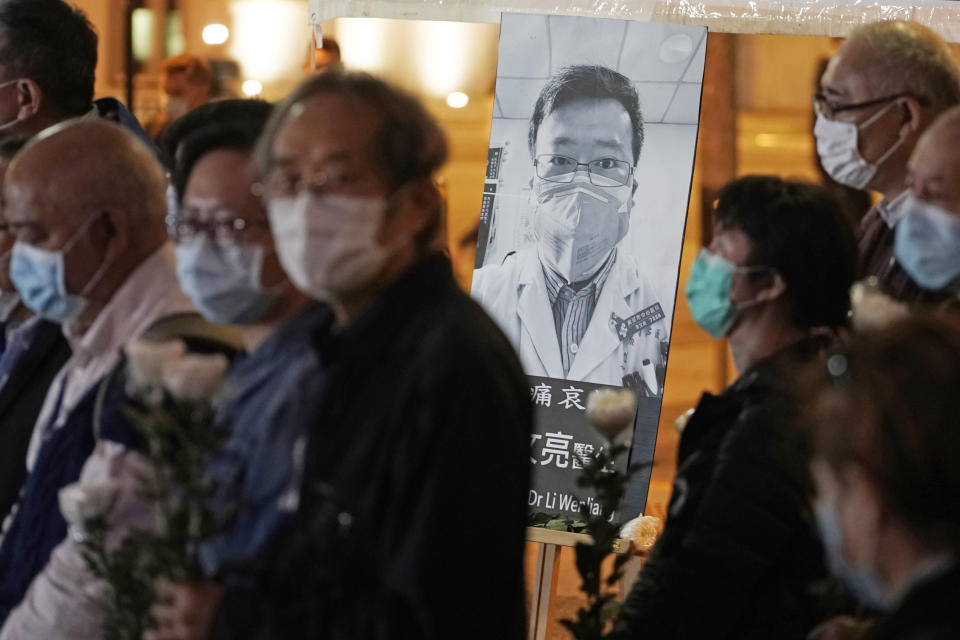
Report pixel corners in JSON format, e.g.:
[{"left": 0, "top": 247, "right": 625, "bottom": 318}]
[
  {"left": 850, "top": 280, "right": 909, "bottom": 332},
  {"left": 160, "top": 353, "right": 230, "bottom": 403},
  {"left": 124, "top": 339, "right": 187, "bottom": 392},
  {"left": 585, "top": 388, "right": 637, "bottom": 438},
  {"left": 58, "top": 480, "right": 121, "bottom": 528}
]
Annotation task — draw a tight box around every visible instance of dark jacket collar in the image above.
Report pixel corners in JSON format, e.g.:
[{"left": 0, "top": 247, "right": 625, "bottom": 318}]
[
  {"left": 316, "top": 252, "right": 454, "bottom": 362},
  {"left": 729, "top": 332, "right": 835, "bottom": 395}
]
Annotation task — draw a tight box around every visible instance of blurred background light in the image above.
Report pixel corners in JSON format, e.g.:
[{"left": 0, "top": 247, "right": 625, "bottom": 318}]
[
  {"left": 202, "top": 23, "right": 230, "bottom": 45},
  {"left": 242, "top": 79, "right": 263, "bottom": 96},
  {"left": 446, "top": 91, "right": 469, "bottom": 108}
]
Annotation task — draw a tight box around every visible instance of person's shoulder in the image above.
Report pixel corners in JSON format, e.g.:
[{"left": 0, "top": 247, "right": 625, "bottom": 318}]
[{"left": 414, "top": 283, "right": 523, "bottom": 379}]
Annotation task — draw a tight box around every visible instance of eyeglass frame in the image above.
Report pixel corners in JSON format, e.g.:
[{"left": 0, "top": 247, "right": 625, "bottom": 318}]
[
  {"left": 533, "top": 154, "right": 635, "bottom": 187},
  {"left": 811, "top": 92, "right": 928, "bottom": 121},
  {"left": 257, "top": 166, "right": 380, "bottom": 200},
  {"left": 168, "top": 214, "right": 271, "bottom": 244}
]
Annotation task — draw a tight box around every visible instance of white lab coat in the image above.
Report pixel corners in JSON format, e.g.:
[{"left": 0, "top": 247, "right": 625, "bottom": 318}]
[{"left": 472, "top": 246, "right": 670, "bottom": 388}]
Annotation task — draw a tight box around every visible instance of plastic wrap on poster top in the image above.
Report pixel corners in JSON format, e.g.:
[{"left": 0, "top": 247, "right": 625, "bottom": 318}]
[{"left": 309, "top": 0, "right": 960, "bottom": 42}]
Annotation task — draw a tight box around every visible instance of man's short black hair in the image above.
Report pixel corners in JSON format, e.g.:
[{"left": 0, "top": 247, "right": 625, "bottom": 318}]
[
  {"left": 0, "top": 0, "right": 98, "bottom": 116},
  {"left": 159, "top": 98, "right": 273, "bottom": 173},
  {"left": 714, "top": 176, "right": 857, "bottom": 330},
  {"left": 528, "top": 65, "right": 644, "bottom": 164},
  {"left": 167, "top": 99, "right": 273, "bottom": 203}
]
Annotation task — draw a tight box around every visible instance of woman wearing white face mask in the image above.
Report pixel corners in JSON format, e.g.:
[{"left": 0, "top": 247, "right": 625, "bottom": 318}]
[{"left": 802, "top": 314, "right": 960, "bottom": 640}]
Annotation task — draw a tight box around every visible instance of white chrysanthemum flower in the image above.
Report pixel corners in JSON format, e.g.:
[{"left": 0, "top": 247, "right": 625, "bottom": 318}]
[
  {"left": 585, "top": 388, "right": 637, "bottom": 438},
  {"left": 124, "top": 339, "right": 187, "bottom": 392},
  {"left": 619, "top": 514, "right": 662, "bottom": 551},
  {"left": 160, "top": 353, "right": 230, "bottom": 403},
  {"left": 850, "top": 280, "right": 909, "bottom": 332},
  {"left": 59, "top": 480, "right": 122, "bottom": 528}
]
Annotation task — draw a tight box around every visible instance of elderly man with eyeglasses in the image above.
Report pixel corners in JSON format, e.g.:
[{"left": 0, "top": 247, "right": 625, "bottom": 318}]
[
  {"left": 814, "top": 20, "right": 960, "bottom": 303},
  {"left": 472, "top": 65, "right": 670, "bottom": 390}
]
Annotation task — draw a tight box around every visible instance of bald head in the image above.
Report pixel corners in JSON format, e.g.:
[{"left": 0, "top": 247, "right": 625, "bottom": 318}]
[
  {"left": 908, "top": 106, "right": 960, "bottom": 214},
  {"left": 4, "top": 119, "right": 169, "bottom": 328},
  {"left": 833, "top": 21, "right": 960, "bottom": 114},
  {"left": 8, "top": 118, "right": 166, "bottom": 237}
]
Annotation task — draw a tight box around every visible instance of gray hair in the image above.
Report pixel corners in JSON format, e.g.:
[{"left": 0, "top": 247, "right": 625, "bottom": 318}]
[
  {"left": 847, "top": 20, "right": 960, "bottom": 114},
  {"left": 252, "top": 70, "right": 447, "bottom": 189}
]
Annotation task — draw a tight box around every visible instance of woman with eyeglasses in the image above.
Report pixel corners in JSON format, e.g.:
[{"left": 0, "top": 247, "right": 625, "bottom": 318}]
[{"left": 803, "top": 313, "right": 960, "bottom": 640}]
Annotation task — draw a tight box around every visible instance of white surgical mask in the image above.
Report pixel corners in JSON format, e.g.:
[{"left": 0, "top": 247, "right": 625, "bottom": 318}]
[
  {"left": 266, "top": 191, "right": 399, "bottom": 301},
  {"left": 166, "top": 97, "right": 189, "bottom": 121},
  {"left": 814, "top": 101, "right": 905, "bottom": 190},
  {"left": 533, "top": 177, "right": 629, "bottom": 283}
]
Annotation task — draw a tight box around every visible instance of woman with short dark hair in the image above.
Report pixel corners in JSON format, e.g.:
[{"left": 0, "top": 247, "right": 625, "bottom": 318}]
[{"left": 616, "top": 175, "right": 858, "bottom": 639}]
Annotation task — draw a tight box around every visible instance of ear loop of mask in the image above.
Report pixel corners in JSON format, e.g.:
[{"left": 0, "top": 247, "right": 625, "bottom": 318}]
[
  {"left": 64, "top": 211, "right": 114, "bottom": 299},
  {"left": 0, "top": 79, "right": 24, "bottom": 132},
  {"left": 730, "top": 265, "right": 776, "bottom": 311},
  {"left": 859, "top": 99, "right": 909, "bottom": 168}
]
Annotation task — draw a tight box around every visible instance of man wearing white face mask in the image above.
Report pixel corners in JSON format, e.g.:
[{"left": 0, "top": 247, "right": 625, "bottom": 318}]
[
  {"left": 815, "top": 20, "right": 960, "bottom": 303},
  {"left": 146, "top": 72, "right": 531, "bottom": 640},
  {"left": 472, "top": 65, "right": 670, "bottom": 389}
]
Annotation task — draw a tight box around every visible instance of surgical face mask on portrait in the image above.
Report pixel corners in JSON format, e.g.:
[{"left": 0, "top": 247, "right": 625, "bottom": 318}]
[
  {"left": 176, "top": 236, "right": 284, "bottom": 325},
  {"left": 894, "top": 194, "right": 960, "bottom": 292},
  {"left": 814, "top": 498, "right": 889, "bottom": 610},
  {"left": 9, "top": 212, "right": 111, "bottom": 323},
  {"left": 814, "top": 100, "right": 905, "bottom": 190},
  {"left": 266, "top": 191, "right": 401, "bottom": 302},
  {"left": 684, "top": 248, "right": 769, "bottom": 339},
  {"left": 534, "top": 176, "right": 630, "bottom": 284}
]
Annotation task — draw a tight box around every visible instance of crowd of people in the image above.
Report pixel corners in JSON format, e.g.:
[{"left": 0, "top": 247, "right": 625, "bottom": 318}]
[{"left": 0, "top": 1, "right": 956, "bottom": 639}]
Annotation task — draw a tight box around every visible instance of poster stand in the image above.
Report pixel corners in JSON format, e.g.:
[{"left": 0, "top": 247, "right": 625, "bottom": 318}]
[{"left": 525, "top": 527, "right": 631, "bottom": 640}]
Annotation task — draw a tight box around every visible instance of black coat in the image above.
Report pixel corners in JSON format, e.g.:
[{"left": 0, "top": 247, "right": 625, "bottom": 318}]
[
  {"left": 866, "top": 562, "right": 960, "bottom": 640},
  {"left": 616, "top": 337, "right": 847, "bottom": 640},
  {"left": 212, "top": 253, "right": 531, "bottom": 640},
  {"left": 0, "top": 319, "right": 70, "bottom": 523}
]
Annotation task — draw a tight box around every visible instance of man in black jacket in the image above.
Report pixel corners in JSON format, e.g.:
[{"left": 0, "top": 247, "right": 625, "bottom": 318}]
[
  {"left": 615, "top": 177, "right": 857, "bottom": 639},
  {"left": 147, "top": 72, "right": 532, "bottom": 640}
]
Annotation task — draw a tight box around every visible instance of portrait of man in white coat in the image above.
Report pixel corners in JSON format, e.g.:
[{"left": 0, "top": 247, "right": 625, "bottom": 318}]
[{"left": 472, "top": 65, "right": 670, "bottom": 392}]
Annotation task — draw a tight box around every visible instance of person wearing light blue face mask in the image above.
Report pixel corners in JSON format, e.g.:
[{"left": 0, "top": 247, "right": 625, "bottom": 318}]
[
  {"left": 162, "top": 102, "right": 333, "bottom": 615},
  {"left": 815, "top": 20, "right": 960, "bottom": 303},
  {"left": 618, "top": 176, "right": 859, "bottom": 640},
  {"left": 893, "top": 106, "right": 960, "bottom": 300},
  {"left": 0, "top": 119, "right": 198, "bottom": 638},
  {"left": 803, "top": 315, "right": 960, "bottom": 640},
  {"left": 171, "top": 153, "right": 294, "bottom": 330}
]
